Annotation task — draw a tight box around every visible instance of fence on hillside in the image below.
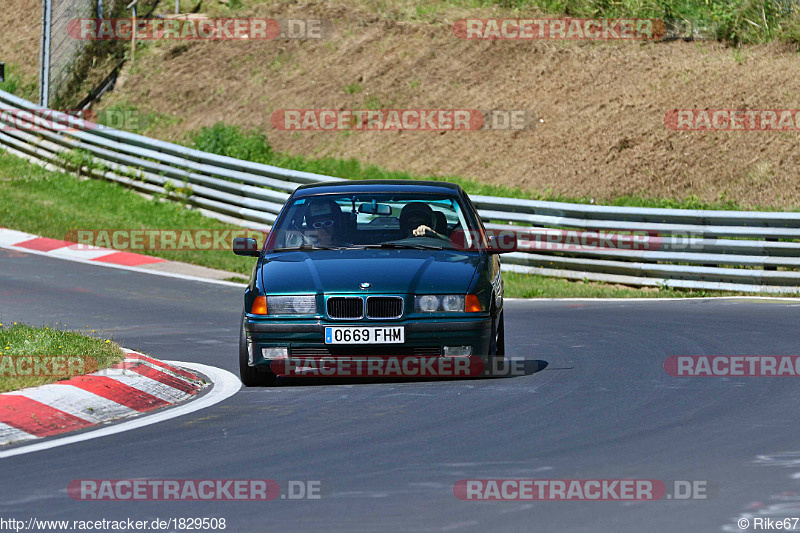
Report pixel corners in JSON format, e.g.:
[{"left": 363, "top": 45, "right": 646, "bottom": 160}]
[{"left": 39, "top": 0, "right": 158, "bottom": 107}]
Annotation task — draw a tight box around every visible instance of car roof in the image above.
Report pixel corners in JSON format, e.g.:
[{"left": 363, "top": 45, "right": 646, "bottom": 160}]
[{"left": 292, "top": 180, "right": 464, "bottom": 197}]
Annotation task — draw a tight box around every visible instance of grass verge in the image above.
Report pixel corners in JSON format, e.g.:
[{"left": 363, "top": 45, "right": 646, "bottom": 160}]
[
  {"left": 0, "top": 322, "right": 124, "bottom": 393},
  {"left": 501, "top": 271, "right": 748, "bottom": 298},
  {"left": 0, "top": 63, "right": 38, "bottom": 102},
  {"left": 0, "top": 150, "right": 259, "bottom": 274}
]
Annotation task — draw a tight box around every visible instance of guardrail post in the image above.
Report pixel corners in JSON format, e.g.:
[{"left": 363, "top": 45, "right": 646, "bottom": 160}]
[
  {"left": 702, "top": 235, "right": 718, "bottom": 268},
  {"left": 38, "top": 0, "right": 52, "bottom": 107},
  {"left": 765, "top": 237, "right": 778, "bottom": 271},
  {"left": 127, "top": 0, "right": 139, "bottom": 65}
]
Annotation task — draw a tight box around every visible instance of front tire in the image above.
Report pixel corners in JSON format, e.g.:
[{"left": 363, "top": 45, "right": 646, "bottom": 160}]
[
  {"left": 487, "top": 310, "right": 505, "bottom": 375},
  {"left": 239, "top": 313, "right": 277, "bottom": 387},
  {"left": 495, "top": 312, "right": 505, "bottom": 357}
]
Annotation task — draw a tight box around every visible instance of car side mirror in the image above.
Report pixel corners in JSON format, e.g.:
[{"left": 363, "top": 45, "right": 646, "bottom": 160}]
[{"left": 233, "top": 237, "right": 260, "bottom": 256}]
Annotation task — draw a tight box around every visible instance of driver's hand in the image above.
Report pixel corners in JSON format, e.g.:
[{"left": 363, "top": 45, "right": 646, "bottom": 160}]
[{"left": 412, "top": 225, "right": 432, "bottom": 237}]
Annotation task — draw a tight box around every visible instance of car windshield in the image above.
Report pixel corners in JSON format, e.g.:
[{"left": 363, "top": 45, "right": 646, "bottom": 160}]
[{"left": 267, "top": 193, "right": 481, "bottom": 252}]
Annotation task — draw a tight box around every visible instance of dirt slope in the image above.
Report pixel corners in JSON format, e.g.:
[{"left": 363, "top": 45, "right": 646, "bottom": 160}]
[
  {"left": 4, "top": 0, "right": 800, "bottom": 208},
  {"left": 0, "top": 0, "right": 41, "bottom": 84}
]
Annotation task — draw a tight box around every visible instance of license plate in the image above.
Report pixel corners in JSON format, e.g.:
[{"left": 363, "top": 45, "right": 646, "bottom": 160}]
[{"left": 325, "top": 326, "right": 404, "bottom": 344}]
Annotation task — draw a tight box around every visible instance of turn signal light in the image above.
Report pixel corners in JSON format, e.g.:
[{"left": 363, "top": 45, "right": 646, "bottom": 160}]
[
  {"left": 251, "top": 296, "right": 268, "bottom": 315},
  {"left": 465, "top": 294, "right": 483, "bottom": 313}
]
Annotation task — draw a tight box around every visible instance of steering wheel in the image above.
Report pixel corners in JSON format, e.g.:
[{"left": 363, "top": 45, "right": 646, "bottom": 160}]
[{"left": 283, "top": 230, "right": 314, "bottom": 248}]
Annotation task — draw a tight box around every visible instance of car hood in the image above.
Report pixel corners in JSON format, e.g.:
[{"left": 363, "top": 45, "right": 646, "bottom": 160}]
[{"left": 259, "top": 249, "right": 482, "bottom": 294}]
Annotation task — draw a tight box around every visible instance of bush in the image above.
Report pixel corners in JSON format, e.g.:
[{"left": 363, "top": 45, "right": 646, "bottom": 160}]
[{"left": 189, "top": 123, "right": 273, "bottom": 164}]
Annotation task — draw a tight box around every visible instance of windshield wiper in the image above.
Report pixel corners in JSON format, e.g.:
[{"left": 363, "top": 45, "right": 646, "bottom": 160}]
[
  {"left": 356, "top": 243, "right": 445, "bottom": 250},
  {"left": 273, "top": 244, "right": 344, "bottom": 252}
]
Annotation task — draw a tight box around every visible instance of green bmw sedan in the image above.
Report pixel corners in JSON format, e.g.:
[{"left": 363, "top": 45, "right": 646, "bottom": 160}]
[{"left": 233, "top": 180, "right": 507, "bottom": 386}]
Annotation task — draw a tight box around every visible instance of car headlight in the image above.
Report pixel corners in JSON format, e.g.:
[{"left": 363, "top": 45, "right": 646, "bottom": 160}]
[
  {"left": 266, "top": 295, "right": 317, "bottom": 315},
  {"left": 417, "top": 295, "right": 441, "bottom": 312},
  {"left": 415, "top": 294, "right": 466, "bottom": 313},
  {"left": 442, "top": 295, "right": 464, "bottom": 312}
]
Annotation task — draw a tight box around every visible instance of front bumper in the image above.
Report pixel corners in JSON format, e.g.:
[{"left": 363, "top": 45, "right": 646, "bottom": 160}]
[{"left": 244, "top": 315, "right": 493, "bottom": 368}]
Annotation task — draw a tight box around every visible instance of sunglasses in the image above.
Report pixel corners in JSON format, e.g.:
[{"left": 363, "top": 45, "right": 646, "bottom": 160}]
[{"left": 310, "top": 219, "right": 335, "bottom": 229}]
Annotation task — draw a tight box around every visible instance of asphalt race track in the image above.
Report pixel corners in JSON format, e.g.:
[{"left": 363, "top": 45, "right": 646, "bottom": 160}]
[{"left": 2, "top": 247, "right": 800, "bottom": 532}]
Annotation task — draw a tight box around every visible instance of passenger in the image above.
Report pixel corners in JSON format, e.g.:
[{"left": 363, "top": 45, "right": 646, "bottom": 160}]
[{"left": 304, "top": 199, "right": 343, "bottom": 246}]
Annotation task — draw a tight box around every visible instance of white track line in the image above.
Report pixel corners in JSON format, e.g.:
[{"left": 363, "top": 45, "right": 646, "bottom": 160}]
[{"left": 0, "top": 362, "right": 240, "bottom": 459}]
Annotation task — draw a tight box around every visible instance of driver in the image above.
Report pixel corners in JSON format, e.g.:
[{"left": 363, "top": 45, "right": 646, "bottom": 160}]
[
  {"left": 399, "top": 202, "right": 445, "bottom": 239},
  {"left": 304, "top": 199, "right": 344, "bottom": 246}
]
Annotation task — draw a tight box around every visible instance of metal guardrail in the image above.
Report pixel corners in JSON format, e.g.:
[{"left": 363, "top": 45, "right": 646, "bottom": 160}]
[{"left": 1, "top": 88, "right": 799, "bottom": 294}]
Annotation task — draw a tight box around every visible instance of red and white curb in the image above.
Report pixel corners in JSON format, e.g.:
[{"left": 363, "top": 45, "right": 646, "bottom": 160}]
[
  {"left": 0, "top": 228, "right": 166, "bottom": 267},
  {"left": 0, "top": 227, "right": 244, "bottom": 287},
  {"left": 0, "top": 350, "right": 212, "bottom": 449}
]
